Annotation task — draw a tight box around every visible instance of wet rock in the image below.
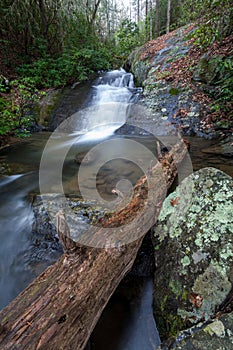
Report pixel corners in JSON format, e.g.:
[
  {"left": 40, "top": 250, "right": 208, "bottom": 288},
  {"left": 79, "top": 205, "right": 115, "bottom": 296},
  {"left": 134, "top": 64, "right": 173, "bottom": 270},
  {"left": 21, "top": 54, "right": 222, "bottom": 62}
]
[
  {"left": 140, "top": 80, "right": 212, "bottom": 138},
  {"left": 49, "top": 80, "right": 94, "bottom": 131},
  {"left": 202, "top": 136, "right": 233, "bottom": 158},
  {"left": 115, "top": 123, "right": 151, "bottom": 136},
  {"left": 129, "top": 231, "right": 155, "bottom": 277},
  {"left": 125, "top": 47, "right": 149, "bottom": 86},
  {"left": 37, "top": 89, "right": 61, "bottom": 129},
  {"left": 170, "top": 312, "right": 233, "bottom": 349},
  {"left": 75, "top": 149, "right": 99, "bottom": 165},
  {"left": 32, "top": 194, "right": 107, "bottom": 246},
  {"left": 152, "top": 167, "right": 233, "bottom": 340},
  {"left": 25, "top": 195, "right": 63, "bottom": 275},
  {"left": 24, "top": 194, "right": 108, "bottom": 275}
]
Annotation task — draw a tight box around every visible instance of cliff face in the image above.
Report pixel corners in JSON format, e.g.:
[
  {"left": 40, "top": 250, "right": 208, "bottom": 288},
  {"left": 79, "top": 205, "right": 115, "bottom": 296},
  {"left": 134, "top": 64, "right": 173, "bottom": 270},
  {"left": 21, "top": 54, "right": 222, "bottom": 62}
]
[{"left": 126, "top": 25, "right": 233, "bottom": 140}]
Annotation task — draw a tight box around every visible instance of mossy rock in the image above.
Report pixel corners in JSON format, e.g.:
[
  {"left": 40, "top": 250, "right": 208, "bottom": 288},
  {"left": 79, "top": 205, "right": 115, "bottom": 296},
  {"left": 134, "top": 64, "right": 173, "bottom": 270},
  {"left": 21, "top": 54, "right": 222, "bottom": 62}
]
[
  {"left": 192, "top": 55, "right": 220, "bottom": 84},
  {"left": 37, "top": 89, "right": 61, "bottom": 128},
  {"left": 153, "top": 167, "right": 233, "bottom": 340},
  {"left": 125, "top": 46, "right": 149, "bottom": 86}
]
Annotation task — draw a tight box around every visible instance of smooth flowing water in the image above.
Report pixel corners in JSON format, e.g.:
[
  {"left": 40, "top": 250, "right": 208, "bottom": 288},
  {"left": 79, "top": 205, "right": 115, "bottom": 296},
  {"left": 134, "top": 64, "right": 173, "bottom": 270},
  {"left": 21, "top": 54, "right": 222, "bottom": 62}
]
[{"left": 0, "top": 68, "right": 232, "bottom": 349}]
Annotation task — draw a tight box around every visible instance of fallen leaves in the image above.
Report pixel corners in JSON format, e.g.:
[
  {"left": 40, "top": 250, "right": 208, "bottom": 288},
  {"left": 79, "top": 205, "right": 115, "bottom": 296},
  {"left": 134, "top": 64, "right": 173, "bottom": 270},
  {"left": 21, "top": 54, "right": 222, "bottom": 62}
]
[
  {"left": 190, "top": 292, "right": 203, "bottom": 308},
  {"left": 170, "top": 197, "right": 180, "bottom": 206},
  {"left": 173, "top": 108, "right": 190, "bottom": 119},
  {"left": 139, "top": 24, "right": 195, "bottom": 61}
]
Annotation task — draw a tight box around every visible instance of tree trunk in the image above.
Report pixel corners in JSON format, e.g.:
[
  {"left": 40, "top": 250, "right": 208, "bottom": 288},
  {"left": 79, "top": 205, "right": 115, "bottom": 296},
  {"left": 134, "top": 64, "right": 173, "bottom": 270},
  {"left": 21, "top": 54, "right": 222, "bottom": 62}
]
[
  {"left": 89, "top": 0, "right": 102, "bottom": 28},
  {"left": 149, "top": 0, "right": 153, "bottom": 40},
  {"left": 38, "top": 0, "right": 50, "bottom": 52},
  {"left": 166, "top": 0, "right": 171, "bottom": 34},
  {"left": 137, "top": 0, "right": 140, "bottom": 24},
  {"left": 0, "top": 141, "right": 188, "bottom": 350},
  {"left": 145, "top": 0, "right": 149, "bottom": 40},
  {"left": 154, "top": 0, "right": 160, "bottom": 37}
]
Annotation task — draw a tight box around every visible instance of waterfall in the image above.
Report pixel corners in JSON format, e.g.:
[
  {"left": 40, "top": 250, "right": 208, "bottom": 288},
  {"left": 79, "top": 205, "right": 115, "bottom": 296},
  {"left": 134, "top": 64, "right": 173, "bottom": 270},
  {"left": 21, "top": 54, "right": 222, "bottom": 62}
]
[{"left": 73, "top": 68, "right": 139, "bottom": 142}]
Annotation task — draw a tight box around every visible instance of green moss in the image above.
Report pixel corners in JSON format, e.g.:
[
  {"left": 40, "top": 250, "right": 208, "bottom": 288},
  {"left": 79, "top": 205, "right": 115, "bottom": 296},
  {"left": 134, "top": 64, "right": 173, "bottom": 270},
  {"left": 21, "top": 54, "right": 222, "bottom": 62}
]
[
  {"left": 167, "top": 314, "right": 185, "bottom": 337},
  {"left": 160, "top": 294, "right": 168, "bottom": 313},
  {"left": 169, "top": 279, "right": 183, "bottom": 297},
  {"left": 157, "top": 295, "right": 185, "bottom": 339},
  {"left": 37, "top": 89, "right": 61, "bottom": 127},
  {"left": 181, "top": 289, "right": 189, "bottom": 301},
  {"left": 169, "top": 87, "right": 179, "bottom": 95}
]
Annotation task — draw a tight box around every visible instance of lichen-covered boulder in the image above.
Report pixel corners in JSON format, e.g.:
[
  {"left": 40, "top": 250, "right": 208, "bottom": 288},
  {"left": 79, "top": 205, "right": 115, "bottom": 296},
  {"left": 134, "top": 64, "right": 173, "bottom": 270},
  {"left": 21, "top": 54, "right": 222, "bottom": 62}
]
[{"left": 153, "top": 167, "right": 233, "bottom": 340}]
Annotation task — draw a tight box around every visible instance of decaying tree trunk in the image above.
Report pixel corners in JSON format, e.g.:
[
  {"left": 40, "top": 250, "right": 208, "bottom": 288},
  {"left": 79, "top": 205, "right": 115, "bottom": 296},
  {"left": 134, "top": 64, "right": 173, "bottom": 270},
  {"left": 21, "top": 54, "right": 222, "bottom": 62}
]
[{"left": 0, "top": 140, "right": 189, "bottom": 350}]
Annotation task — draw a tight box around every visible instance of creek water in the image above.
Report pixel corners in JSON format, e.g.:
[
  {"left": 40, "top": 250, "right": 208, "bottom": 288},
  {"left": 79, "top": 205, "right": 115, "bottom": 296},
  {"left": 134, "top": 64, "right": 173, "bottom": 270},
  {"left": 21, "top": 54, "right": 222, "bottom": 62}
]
[{"left": 0, "top": 69, "right": 232, "bottom": 349}]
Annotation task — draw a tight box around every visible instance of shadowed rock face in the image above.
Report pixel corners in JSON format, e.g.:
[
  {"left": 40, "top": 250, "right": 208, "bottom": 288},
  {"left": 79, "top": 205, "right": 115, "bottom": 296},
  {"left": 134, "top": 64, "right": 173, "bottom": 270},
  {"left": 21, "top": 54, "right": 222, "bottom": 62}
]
[{"left": 152, "top": 167, "right": 233, "bottom": 340}]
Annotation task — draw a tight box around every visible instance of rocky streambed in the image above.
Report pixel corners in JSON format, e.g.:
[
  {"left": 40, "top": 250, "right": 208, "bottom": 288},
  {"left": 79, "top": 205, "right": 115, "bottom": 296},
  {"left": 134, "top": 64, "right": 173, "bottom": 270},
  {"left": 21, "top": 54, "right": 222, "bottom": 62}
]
[{"left": 1, "top": 34, "right": 232, "bottom": 347}]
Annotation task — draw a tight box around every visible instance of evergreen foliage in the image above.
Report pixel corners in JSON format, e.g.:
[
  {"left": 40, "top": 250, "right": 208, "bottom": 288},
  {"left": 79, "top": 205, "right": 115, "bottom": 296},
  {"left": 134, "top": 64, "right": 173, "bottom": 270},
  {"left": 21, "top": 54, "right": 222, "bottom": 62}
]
[
  {"left": 0, "top": 0, "right": 232, "bottom": 140},
  {"left": 115, "top": 19, "right": 141, "bottom": 58}
]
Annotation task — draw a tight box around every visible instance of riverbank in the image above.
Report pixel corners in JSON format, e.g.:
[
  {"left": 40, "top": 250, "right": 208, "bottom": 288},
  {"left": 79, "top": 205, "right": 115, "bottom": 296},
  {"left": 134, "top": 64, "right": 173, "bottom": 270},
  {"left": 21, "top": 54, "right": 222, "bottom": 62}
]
[
  {"left": 126, "top": 25, "right": 232, "bottom": 143},
  {"left": 123, "top": 26, "right": 233, "bottom": 349}
]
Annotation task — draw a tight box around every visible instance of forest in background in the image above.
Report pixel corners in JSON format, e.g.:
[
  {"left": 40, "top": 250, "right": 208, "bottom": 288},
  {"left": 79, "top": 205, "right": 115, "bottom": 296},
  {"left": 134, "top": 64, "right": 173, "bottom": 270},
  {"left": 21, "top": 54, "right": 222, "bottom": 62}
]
[{"left": 0, "top": 0, "right": 232, "bottom": 141}]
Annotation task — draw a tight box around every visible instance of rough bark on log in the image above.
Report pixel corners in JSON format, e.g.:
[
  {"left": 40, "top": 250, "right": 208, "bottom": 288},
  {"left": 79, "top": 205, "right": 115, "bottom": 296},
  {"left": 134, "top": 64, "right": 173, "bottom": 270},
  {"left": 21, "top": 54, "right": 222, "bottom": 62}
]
[{"left": 0, "top": 140, "right": 188, "bottom": 350}]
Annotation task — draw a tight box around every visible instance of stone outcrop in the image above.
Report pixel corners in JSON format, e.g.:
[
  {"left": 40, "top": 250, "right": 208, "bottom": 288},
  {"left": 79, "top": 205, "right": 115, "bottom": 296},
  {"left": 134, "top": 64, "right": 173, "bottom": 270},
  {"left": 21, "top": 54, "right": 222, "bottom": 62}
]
[
  {"left": 152, "top": 167, "right": 233, "bottom": 341},
  {"left": 126, "top": 25, "right": 233, "bottom": 138}
]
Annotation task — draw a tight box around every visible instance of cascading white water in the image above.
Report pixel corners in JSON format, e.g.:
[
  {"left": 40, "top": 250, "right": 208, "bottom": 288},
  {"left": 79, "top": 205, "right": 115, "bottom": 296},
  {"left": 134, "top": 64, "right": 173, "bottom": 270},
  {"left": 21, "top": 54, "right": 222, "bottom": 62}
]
[{"left": 74, "top": 68, "right": 139, "bottom": 142}]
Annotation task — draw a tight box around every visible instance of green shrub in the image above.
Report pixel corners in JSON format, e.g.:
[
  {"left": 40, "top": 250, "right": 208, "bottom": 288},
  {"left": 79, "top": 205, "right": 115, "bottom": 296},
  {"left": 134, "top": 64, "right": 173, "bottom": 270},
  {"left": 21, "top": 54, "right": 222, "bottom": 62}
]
[
  {"left": 115, "top": 19, "right": 141, "bottom": 59},
  {"left": 211, "top": 57, "right": 233, "bottom": 117},
  {"left": 17, "top": 47, "right": 112, "bottom": 89},
  {"left": 0, "top": 78, "right": 43, "bottom": 139}
]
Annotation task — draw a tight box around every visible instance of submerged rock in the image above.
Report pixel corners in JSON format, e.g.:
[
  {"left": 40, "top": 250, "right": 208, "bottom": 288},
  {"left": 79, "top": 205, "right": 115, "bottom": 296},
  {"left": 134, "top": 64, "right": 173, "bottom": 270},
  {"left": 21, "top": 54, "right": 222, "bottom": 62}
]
[
  {"left": 152, "top": 167, "right": 233, "bottom": 340},
  {"left": 21, "top": 194, "right": 110, "bottom": 276},
  {"left": 202, "top": 135, "right": 233, "bottom": 158}
]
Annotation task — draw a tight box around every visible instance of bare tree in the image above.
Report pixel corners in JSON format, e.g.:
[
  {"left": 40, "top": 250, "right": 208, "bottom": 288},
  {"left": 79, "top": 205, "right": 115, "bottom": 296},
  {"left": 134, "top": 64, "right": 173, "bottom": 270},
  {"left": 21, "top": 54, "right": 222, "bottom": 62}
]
[
  {"left": 166, "top": 0, "right": 171, "bottom": 33},
  {"left": 38, "top": 0, "right": 50, "bottom": 51},
  {"left": 145, "top": 0, "right": 149, "bottom": 39},
  {"left": 149, "top": 0, "right": 153, "bottom": 40},
  {"left": 154, "top": 0, "right": 160, "bottom": 37},
  {"left": 137, "top": 0, "right": 140, "bottom": 24}
]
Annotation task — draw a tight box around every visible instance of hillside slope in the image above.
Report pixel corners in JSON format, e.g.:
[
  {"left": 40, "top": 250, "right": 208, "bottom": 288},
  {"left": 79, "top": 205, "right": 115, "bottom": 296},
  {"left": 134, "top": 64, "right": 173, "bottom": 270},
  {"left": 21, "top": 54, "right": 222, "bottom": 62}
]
[{"left": 126, "top": 25, "right": 232, "bottom": 141}]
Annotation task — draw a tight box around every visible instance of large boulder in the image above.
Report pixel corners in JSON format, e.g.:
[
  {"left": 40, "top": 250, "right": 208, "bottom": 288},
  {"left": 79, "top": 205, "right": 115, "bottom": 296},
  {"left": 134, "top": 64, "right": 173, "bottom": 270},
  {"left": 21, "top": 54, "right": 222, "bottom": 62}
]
[{"left": 152, "top": 167, "right": 233, "bottom": 340}]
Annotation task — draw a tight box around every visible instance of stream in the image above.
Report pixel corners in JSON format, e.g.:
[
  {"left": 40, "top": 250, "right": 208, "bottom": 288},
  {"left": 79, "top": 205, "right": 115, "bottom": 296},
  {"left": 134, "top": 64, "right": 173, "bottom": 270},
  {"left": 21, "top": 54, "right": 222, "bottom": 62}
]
[{"left": 0, "top": 69, "right": 233, "bottom": 349}]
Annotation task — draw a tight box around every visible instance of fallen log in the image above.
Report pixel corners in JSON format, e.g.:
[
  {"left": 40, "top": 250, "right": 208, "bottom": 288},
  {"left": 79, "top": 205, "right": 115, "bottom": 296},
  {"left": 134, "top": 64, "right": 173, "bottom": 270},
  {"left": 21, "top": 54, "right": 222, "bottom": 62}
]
[{"left": 0, "top": 139, "right": 189, "bottom": 350}]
